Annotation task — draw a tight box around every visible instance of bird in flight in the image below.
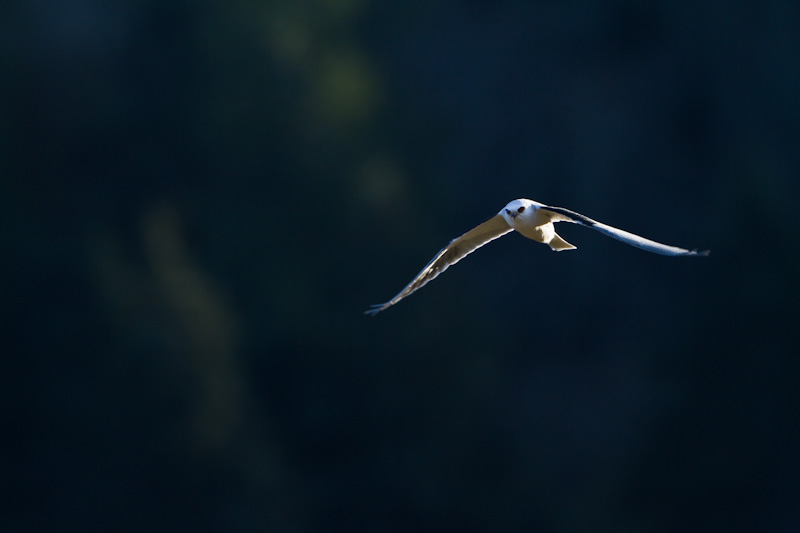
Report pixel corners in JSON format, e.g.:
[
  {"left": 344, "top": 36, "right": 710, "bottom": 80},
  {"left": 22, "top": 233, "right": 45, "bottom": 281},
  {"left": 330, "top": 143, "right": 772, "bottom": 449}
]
[{"left": 365, "top": 198, "right": 709, "bottom": 315}]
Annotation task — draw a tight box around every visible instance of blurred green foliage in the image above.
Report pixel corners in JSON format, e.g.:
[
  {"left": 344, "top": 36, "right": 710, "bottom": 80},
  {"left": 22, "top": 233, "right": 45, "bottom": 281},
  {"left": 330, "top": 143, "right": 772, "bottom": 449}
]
[{"left": 3, "top": 1, "right": 800, "bottom": 531}]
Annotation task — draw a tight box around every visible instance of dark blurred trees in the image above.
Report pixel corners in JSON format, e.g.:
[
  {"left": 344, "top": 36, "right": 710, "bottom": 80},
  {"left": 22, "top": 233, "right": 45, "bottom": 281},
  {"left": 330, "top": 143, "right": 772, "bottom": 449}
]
[{"left": 3, "top": 1, "right": 800, "bottom": 531}]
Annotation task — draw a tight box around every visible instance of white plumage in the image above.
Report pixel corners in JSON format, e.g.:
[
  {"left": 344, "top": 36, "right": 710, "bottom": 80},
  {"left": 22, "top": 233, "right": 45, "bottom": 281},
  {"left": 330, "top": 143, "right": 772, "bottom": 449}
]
[{"left": 366, "top": 198, "right": 709, "bottom": 315}]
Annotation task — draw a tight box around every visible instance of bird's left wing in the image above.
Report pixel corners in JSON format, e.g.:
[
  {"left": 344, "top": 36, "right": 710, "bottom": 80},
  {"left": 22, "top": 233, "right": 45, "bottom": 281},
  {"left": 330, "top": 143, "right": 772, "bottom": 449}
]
[
  {"left": 541, "top": 205, "right": 710, "bottom": 257},
  {"left": 365, "top": 214, "right": 512, "bottom": 315}
]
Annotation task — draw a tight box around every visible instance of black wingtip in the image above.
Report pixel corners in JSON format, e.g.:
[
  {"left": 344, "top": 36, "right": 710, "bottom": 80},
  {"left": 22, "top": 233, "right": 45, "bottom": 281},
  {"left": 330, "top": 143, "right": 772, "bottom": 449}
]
[{"left": 364, "top": 304, "right": 389, "bottom": 316}]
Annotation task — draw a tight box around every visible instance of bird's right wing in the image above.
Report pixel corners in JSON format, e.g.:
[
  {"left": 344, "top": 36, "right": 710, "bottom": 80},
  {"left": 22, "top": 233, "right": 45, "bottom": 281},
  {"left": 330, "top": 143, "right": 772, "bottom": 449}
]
[{"left": 365, "top": 214, "right": 512, "bottom": 315}]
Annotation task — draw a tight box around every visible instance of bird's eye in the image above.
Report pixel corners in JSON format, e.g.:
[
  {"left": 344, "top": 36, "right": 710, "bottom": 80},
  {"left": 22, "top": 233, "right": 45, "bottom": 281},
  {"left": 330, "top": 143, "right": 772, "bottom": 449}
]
[
  {"left": 505, "top": 209, "right": 511, "bottom": 214},
  {"left": 517, "top": 206, "right": 525, "bottom": 213}
]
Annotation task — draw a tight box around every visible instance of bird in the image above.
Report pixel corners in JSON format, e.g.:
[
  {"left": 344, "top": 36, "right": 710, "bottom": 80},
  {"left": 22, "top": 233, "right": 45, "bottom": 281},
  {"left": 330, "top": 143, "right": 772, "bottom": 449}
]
[{"left": 365, "top": 198, "right": 709, "bottom": 315}]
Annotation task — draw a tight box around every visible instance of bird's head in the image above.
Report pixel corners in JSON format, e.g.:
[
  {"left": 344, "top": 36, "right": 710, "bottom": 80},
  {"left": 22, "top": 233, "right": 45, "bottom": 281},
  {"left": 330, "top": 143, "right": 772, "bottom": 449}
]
[{"left": 500, "top": 198, "right": 537, "bottom": 227}]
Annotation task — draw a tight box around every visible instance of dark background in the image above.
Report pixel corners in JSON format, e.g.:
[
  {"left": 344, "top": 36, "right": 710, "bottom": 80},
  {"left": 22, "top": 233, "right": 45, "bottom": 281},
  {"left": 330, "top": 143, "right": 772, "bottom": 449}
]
[{"left": 4, "top": 1, "right": 800, "bottom": 531}]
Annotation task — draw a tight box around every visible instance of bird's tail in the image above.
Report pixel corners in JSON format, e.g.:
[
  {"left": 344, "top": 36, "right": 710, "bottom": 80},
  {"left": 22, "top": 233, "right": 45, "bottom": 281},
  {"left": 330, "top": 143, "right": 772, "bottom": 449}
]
[{"left": 548, "top": 233, "right": 577, "bottom": 251}]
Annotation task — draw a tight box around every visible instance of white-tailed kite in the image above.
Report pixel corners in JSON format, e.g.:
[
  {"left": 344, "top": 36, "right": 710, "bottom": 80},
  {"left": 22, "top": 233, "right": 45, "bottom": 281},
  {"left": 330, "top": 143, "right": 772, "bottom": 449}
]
[{"left": 365, "top": 198, "right": 709, "bottom": 315}]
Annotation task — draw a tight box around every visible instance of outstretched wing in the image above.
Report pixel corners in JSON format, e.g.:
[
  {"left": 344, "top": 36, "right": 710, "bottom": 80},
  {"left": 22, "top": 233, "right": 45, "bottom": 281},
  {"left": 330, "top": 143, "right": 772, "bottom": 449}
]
[
  {"left": 541, "top": 205, "right": 710, "bottom": 257},
  {"left": 365, "top": 214, "right": 512, "bottom": 315}
]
